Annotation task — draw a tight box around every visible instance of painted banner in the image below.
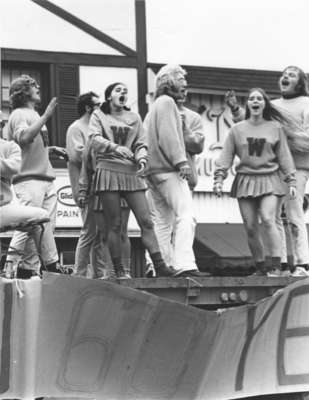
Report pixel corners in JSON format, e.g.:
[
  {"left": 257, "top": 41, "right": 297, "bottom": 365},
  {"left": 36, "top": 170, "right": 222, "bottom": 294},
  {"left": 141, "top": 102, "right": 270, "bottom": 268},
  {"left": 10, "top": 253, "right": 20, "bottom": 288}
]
[{"left": 0, "top": 275, "right": 308, "bottom": 399}]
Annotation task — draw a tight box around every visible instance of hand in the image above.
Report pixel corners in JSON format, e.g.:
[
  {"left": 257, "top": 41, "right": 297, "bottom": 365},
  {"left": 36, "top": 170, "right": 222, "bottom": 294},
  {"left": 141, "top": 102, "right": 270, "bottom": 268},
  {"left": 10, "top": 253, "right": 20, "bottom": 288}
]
[
  {"left": 77, "top": 193, "right": 87, "bottom": 208},
  {"left": 44, "top": 97, "right": 58, "bottom": 120},
  {"left": 225, "top": 90, "right": 239, "bottom": 110},
  {"left": 213, "top": 182, "right": 223, "bottom": 197},
  {"left": 179, "top": 163, "right": 192, "bottom": 180},
  {"left": 137, "top": 158, "right": 147, "bottom": 175},
  {"left": 114, "top": 145, "right": 134, "bottom": 159},
  {"left": 49, "top": 146, "right": 68, "bottom": 161},
  {"left": 289, "top": 186, "right": 297, "bottom": 199}
]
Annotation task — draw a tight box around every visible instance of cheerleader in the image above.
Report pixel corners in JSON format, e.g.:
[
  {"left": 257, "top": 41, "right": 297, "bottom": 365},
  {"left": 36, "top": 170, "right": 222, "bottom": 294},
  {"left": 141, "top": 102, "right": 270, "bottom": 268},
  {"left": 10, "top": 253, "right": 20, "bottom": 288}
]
[
  {"left": 214, "top": 88, "right": 297, "bottom": 275},
  {"left": 226, "top": 66, "right": 309, "bottom": 276},
  {"left": 86, "top": 82, "right": 176, "bottom": 278}
]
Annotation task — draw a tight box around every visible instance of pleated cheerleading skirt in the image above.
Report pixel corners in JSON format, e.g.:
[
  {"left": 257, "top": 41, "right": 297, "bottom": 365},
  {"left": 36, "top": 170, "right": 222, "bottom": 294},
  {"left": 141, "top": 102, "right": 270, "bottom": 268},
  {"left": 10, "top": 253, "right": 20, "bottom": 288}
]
[
  {"left": 93, "top": 168, "right": 147, "bottom": 193},
  {"left": 230, "top": 171, "right": 286, "bottom": 198}
]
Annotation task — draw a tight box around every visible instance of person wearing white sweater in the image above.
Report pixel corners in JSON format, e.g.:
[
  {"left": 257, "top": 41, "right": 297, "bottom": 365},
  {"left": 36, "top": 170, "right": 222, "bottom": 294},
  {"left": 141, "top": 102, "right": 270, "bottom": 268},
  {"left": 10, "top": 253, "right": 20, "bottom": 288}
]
[
  {"left": 226, "top": 66, "right": 309, "bottom": 277},
  {"left": 0, "top": 138, "right": 50, "bottom": 278},
  {"left": 145, "top": 65, "right": 206, "bottom": 277}
]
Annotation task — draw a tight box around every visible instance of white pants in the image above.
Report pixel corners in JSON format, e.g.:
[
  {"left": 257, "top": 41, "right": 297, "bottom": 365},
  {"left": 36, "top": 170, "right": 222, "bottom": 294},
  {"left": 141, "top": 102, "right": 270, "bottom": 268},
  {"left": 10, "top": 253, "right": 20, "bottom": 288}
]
[
  {"left": 1, "top": 202, "right": 50, "bottom": 264},
  {"left": 75, "top": 197, "right": 111, "bottom": 278},
  {"left": 276, "top": 169, "right": 309, "bottom": 265},
  {"left": 6, "top": 180, "right": 58, "bottom": 272},
  {"left": 147, "top": 172, "right": 197, "bottom": 273}
]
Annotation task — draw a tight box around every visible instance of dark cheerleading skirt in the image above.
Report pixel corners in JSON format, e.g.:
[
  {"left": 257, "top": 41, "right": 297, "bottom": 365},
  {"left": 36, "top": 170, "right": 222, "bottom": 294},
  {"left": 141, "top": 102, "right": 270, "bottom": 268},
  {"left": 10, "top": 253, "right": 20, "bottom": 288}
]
[
  {"left": 230, "top": 171, "right": 287, "bottom": 198},
  {"left": 93, "top": 167, "right": 147, "bottom": 193}
]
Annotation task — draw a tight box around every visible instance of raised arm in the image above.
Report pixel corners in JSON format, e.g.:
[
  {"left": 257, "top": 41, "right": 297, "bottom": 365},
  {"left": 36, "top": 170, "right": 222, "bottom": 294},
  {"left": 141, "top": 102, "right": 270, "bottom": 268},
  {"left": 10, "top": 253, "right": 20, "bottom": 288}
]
[{"left": 14, "top": 98, "right": 57, "bottom": 146}]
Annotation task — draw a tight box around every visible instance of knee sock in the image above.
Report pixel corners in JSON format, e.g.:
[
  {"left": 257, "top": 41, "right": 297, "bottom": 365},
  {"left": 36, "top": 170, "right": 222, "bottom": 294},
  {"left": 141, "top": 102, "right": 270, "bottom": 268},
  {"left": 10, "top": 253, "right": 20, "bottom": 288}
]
[
  {"left": 255, "top": 261, "right": 265, "bottom": 272},
  {"left": 149, "top": 252, "right": 166, "bottom": 269},
  {"left": 271, "top": 257, "right": 281, "bottom": 270}
]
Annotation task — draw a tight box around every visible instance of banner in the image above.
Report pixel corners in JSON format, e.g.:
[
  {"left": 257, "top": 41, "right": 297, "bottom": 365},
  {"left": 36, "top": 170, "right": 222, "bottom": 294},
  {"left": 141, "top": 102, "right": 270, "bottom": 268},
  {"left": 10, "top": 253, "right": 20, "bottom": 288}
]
[{"left": 0, "top": 275, "right": 308, "bottom": 399}]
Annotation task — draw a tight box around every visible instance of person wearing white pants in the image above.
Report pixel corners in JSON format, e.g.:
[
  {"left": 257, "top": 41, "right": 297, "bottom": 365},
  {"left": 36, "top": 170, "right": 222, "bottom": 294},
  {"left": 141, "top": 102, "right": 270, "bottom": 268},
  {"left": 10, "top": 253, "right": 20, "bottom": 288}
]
[
  {"left": 5, "top": 75, "right": 63, "bottom": 277},
  {"left": 145, "top": 64, "right": 205, "bottom": 277},
  {"left": 0, "top": 137, "right": 51, "bottom": 278}
]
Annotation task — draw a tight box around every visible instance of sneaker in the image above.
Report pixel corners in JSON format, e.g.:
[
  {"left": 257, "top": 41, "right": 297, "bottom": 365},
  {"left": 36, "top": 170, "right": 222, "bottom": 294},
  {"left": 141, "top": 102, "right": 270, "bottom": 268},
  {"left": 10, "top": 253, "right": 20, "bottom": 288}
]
[
  {"left": 291, "top": 266, "right": 309, "bottom": 277},
  {"left": 114, "top": 265, "right": 132, "bottom": 279},
  {"left": 155, "top": 264, "right": 177, "bottom": 277},
  {"left": 267, "top": 268, "right": 283, "bottom": 277},
  {"left": 145, "top": 263, "right": 156, "bottom": 278},
  {"left": 176, "top": 269, "right": 211, "bottom": 278}
]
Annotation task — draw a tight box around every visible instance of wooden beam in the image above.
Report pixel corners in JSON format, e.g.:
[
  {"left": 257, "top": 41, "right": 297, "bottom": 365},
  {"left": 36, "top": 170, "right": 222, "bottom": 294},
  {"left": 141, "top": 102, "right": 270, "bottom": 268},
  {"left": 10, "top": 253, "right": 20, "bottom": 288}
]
[
  {"left": 135, "top": 0, "right": 148, "bottom": 118},
  {"left": 2, "top": 48, "right": 137, "bottom": 68},
  {"left": 30, "top": 0, "right": 137, "bottom": 57}
]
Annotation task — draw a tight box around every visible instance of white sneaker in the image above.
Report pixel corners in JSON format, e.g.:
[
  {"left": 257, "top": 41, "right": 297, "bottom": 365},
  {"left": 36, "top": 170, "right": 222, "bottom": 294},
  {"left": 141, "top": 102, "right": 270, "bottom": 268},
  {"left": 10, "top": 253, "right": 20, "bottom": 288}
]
[
  {"left": 280, "top": 270, "right": 292, "bottom": 277},
  {"left": 267, "top": 268, "right": 283, "bottom": 277},
  {"left": 291, "top": 266, "right": 309, "bottom": 277}
]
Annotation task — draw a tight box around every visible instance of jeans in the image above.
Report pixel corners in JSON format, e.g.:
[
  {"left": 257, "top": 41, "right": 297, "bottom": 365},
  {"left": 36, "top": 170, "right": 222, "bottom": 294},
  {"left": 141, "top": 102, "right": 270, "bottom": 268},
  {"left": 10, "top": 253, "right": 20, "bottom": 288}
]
[
  {"left": 74, "top": 197, "right": 111, "bottom": 278},
  {"left": 6, "top": 180, "right": 58, "bottom": 272},
  {"left": 276, "top": 169, "right": 309, "bottom": 265},
  {"left": 147, "top": 172, "right": 197, "bottom": 272}
]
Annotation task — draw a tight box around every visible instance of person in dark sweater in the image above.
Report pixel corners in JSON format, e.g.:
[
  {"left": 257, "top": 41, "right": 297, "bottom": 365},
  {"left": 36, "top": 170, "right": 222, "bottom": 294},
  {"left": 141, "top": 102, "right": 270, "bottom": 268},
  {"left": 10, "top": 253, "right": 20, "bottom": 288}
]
[
  {"left": 214, "top": 88, "right": 297, "bottom": 276},
  {"left": 83, "top": 82, "right": 175, "bottom": 278}
]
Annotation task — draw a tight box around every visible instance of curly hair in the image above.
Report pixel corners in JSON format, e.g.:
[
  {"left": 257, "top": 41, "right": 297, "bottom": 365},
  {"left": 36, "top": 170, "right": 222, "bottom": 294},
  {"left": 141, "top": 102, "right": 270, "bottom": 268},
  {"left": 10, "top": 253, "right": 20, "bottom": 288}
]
[
  {"left": 77, "top": 91, "right": 99, "bottom": 117},
  {"left": 154, "top": 64, "right": 187, "bottom": 99},
  {"left": 9, "top": 75, "right": 38, "bottom": 110}
]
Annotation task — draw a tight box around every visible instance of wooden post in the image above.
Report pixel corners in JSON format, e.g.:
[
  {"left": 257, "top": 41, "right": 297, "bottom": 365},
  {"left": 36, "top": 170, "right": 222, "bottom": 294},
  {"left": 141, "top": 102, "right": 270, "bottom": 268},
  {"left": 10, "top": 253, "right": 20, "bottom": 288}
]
[{"left": 135, "top": 0, "right": 148, "bottom": 119}]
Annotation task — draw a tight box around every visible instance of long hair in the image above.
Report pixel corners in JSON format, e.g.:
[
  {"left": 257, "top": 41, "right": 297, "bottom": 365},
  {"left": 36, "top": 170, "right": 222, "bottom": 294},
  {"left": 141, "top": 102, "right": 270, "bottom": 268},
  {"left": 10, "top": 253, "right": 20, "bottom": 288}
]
[
  {"left": 154, "top": 64, "right": 187, "bottom": 100},
  {"left": 9, "top": 75, "right": 38, "bottom": 110},
  {"left": 100, "top": 82, "right": 130, "bottom": 114},
  {"left": 245, "top": 87, "right": 309, "bottom": 152},
  {"left": 280, "top": 65, "right": 309, "bottom": 96},
  {"left": 244, "top": 88, "right": 288, "bottom": 123}
]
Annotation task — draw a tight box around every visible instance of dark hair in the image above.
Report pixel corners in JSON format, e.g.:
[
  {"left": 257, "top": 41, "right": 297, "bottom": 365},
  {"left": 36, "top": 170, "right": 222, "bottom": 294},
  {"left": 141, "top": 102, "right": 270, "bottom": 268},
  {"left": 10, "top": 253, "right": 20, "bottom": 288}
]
[
  {"left": 9, "top": 75, "right": 38, "bottom": 109},
  {"left": 245, "top": 87, "right": 289, "bottom": 124},
  {"left": 100, "top": 82, "right": 130, "bottom": 114},
  {"left": 280, "top": 66, "right": 309, "bottom": 96},
  {"left": 77, "top": 91, "right": 99, "bottom": 117}
]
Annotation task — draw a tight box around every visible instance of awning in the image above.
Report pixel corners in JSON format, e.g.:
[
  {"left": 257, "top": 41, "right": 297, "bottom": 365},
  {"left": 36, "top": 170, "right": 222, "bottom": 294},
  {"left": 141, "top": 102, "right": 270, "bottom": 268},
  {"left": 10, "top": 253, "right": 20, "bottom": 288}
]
[{"left": 195, "top": 223, "right": 251, "bottom": 258}]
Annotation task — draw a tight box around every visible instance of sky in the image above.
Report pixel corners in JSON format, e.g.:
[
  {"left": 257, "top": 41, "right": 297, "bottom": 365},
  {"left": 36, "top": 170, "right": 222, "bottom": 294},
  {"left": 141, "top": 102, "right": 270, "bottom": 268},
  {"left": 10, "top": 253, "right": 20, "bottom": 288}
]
[{"left": 1, "top": 0, "right": 309, "bottom": 72}]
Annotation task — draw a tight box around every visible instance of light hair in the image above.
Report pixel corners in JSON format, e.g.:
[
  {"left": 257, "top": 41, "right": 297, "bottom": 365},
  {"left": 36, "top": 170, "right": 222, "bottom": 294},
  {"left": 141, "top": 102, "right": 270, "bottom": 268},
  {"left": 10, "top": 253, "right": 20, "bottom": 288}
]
[{"left": 154, "top": 64, "right": 187, "bottom": 99}]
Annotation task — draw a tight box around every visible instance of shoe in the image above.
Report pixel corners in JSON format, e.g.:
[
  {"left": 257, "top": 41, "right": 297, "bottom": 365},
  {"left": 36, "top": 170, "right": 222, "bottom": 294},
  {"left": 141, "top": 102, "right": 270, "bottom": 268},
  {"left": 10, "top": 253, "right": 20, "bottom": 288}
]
[
  {"left": 145, "top": 263, "right": 156, "bottom": 278},
  {"left": 114, "top": 265, "right": 132, "bottom": 279},
  {"left": 155, "top": 264, "right": 177, "bottom": 277},
  {"left": 291, "top": 266, "right": 309, "bottom": 277},
  {"left": 176, "top": 270, "right": 211, "bottom": 278},
  {"left": 267, "top": 268, "right": 283, "bottom": 277}
]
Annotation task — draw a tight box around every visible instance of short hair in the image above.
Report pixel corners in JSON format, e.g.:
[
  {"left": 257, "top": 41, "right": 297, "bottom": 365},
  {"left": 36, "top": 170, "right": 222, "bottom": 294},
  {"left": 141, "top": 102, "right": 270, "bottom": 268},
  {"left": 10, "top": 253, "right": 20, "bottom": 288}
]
[
  {"left": 9, "top": 75, "right": 38, "bottom": 109},
  {"left": 77, "top": 91, "right": 99, "bottom": 117},
  {"left": 154, "top": 64, "right": 187, "bottom": 99},
  {"left": 280, "top": 66, "right": 309, "bottom": 96}
]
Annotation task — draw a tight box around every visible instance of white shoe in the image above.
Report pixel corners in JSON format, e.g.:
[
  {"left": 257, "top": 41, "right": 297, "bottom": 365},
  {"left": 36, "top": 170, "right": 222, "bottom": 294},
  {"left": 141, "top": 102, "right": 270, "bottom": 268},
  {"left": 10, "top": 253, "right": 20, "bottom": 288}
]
[
  {"left": 267, "top": 268, "right": 283, "bottom": 277},
  {"left": 291, "top": 266, "right": 309, "bottom": 277}
]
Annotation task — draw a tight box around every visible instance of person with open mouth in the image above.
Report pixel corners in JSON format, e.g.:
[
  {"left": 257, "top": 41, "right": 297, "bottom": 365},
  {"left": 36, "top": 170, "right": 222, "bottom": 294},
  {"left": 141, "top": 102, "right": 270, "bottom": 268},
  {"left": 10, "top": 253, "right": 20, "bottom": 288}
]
[
  {"left": 214, "top": 88, "right": 297, "bottom": 276},
  {"left": 225, "top": 66, "right": 309, "bottom": 277},
  {"left": 85, "top": 82, "right": 176, "bottom": 279}
]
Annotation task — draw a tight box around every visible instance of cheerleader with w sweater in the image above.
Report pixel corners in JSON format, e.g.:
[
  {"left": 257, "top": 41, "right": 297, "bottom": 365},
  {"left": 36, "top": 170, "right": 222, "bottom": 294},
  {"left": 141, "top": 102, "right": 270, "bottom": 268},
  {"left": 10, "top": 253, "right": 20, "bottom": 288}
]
[
  {"left": 214, "top": 88, "right": 297, "bottom": 276},
  {"left": 83, "top": 82, "right": 176, "bottom": 278}
]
